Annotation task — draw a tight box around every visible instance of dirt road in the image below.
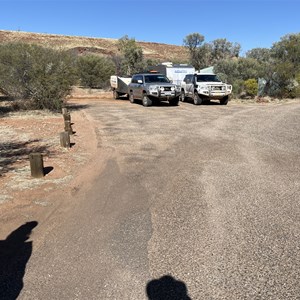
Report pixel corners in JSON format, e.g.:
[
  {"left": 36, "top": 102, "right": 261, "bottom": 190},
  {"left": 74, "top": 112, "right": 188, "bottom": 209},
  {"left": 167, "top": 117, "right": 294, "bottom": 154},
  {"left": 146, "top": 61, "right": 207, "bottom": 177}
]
[{"left": 2, "top": 98, "right": 300, "bottom": 299}]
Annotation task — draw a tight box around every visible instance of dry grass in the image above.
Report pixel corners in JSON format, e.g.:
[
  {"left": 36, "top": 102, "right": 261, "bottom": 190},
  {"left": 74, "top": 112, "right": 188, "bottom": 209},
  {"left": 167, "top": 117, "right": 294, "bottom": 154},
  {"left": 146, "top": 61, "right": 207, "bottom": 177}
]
[{"left": 0, "top": 97, "right": 94, "bottom": 212}]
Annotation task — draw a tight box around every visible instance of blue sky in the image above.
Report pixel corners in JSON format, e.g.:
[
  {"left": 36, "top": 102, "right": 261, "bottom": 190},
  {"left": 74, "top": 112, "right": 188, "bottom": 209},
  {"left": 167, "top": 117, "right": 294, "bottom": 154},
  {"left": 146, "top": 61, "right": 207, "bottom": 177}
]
[{"left": 1, "top": 0, "right": 299, "bottom": 55}]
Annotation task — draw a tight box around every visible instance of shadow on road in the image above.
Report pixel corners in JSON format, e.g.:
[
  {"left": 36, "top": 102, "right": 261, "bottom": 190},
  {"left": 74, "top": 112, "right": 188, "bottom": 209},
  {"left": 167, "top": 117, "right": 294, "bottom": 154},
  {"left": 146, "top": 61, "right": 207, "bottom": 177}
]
[
  {"left": 182, "top": 99, "right": 222, "bottom": 105},
  {"left": 0, "top": 221, "right": 38, "bottom": 300},
  {"left": 146, "top": 275, "right": 191, "bottom": 300},
  {"left": 133, "top": 101, "right": 180, "bottom": 108},
  {"left": 66, "top": 103, "right": 91, "bottom": 111}
]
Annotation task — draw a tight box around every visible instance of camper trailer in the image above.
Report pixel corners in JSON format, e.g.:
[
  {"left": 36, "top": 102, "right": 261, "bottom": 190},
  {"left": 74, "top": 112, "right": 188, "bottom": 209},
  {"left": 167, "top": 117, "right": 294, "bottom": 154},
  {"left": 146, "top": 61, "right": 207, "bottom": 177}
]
[
  {"left": 110, "top": 75, "right": 131, "bottom": 99},
  {"left": 148, "top": 62, "right": 195, "bottom": 86}
]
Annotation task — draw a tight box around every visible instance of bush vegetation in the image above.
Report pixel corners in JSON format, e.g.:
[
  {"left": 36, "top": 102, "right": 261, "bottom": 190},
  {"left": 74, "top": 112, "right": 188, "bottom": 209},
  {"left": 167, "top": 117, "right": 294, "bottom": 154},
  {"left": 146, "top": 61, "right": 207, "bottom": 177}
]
[
  {"left": 184, "top": 32, "right": 300, "bottom": 99},
  {"left": 77, "top": 55, "right": 115, "bottom": 89},
  {"left": 0, "top": 38, "right": 158, "bottom": 112},
  {"left": 0, "top": 43, "right": 77, "bottom": 111},
  {"left": 115, "top": 36, "right": 165, "bottom": 75},
  {"left": 244, "top": 79, "right": 258, "bottom": 97},
  {"left": 117, "top": 35, "right": 145, "bottom": 75}
]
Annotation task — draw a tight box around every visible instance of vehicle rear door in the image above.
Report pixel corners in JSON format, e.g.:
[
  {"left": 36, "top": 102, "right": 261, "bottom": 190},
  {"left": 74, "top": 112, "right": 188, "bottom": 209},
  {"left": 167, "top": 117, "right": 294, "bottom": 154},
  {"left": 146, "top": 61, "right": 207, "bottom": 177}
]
[
  {"left": 130, "top": 75, "right": 139, "bottom": 98},
  {"left": 135, "top": 75, "right": 144, "bottom": 99}
]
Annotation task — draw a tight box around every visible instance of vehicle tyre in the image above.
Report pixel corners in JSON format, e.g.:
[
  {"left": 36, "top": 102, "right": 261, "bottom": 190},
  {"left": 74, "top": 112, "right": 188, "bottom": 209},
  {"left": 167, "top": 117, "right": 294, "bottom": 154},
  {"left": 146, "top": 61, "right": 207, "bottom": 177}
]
[
  {"left": 220, "top": 96, "right": 229, "bottom": 105},
  {"left": 142, "top": 95, "right": 152, "bottom": 107},
  {"left": 180, "top": 90, "right": 185, "bottom": 102},
  {"left": 113, "top": 90, "right": 119, "bottom": 100},
  {"left": 193, "top": 92, "right": 203, "bottom": 105},
  {"left": 129, "top": 92, "right": 135, "bottom": 103},
  {"left": 169, "top": 97, "right": 180, "bottom": 106}
]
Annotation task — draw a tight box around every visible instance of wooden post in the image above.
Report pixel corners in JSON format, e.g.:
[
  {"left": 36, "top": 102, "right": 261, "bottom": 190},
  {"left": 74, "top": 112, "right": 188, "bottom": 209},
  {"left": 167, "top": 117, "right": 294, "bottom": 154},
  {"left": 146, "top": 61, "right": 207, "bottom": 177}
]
[
  {"left": 60, "top": 131, "right": 70, "bottom": 148},
  {"left": 62, "top": 107, "right": 68, "bottom": 115},
  {"left": 64, "top": 120, "right": 73, "bottom": 135},
  {"left": 63, "top": 112, "right": 71, "bottom": 122},
  {"left": 29, "top": 153, "right": 44, "bottom": 178}
]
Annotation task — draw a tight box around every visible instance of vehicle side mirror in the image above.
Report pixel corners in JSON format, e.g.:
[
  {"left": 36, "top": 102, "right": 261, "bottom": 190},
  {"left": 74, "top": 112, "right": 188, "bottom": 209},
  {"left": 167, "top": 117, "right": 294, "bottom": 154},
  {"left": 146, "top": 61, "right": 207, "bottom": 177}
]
[{"left": 137, "top": 79, "right": 143, "bottom": 84}]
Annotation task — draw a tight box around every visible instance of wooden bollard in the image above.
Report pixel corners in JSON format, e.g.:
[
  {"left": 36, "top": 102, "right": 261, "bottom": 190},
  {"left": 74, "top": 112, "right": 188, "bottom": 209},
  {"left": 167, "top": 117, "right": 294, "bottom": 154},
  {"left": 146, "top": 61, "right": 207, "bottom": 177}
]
[
  {"left": 62, "top": 107, "right": 68, "bottom": 115},
  {"left": 60, "top": 131, "right": 70, "bottom": 148},
  {"left": 29, "top": 153, "right": 44, "bottom": 178},
  {"left": 63, "top": 112, "right": 71, "bottom": 122},
  {"left": 64, "top": 120, "right": 73, "bottom": 135}
]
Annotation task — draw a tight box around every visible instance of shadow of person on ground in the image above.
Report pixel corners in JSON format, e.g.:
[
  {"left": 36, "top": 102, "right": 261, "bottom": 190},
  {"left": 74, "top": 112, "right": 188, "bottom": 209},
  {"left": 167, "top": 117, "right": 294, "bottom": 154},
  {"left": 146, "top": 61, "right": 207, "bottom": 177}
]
[
  {"left": 146, "top": 275, "right": 191, "bottom": 300},
  {"left": 0, "top": 221, "right": 38, "bottom": 300}
]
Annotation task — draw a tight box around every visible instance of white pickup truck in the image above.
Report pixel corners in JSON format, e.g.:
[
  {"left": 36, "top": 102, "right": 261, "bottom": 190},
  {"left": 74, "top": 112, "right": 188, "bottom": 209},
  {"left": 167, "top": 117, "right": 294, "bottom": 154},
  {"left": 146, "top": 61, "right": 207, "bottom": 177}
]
[{"left": 180, "top": 73, "right": 232, "bottom": 105}]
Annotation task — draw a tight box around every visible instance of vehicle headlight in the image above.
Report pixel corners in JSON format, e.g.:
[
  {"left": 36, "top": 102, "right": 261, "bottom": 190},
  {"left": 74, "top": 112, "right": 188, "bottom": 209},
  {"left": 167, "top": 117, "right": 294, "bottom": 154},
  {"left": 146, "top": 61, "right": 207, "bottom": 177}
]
[
  {"left": 199, "top": 85, "right": 209, "bottom": 94},
  {"left": 148, "top": 86, "right": 157, "bottom": 92},
  {"left": 171, "top": 86, "right": 175, "bottom": 91},
  {"left": 159, "top": 87, "right": 164, "bottom": 92}
]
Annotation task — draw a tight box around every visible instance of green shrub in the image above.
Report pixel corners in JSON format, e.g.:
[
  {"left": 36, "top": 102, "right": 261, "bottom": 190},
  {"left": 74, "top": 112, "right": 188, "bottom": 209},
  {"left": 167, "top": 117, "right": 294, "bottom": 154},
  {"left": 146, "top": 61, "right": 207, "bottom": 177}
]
[
  {"left": 295, "top": 73, "right": 300, "bottom": 98},
  {"left": 0, "top": 43, "right": 77, "bottom": 111},
  {"left": 244, "top": 79, "right": 258, "bottom": 97},
  {"left": 77, "top": 55, "right": 115, "bottom": 88},
  {"left": 287, "top": 73, "right": 300, "bottom": 98},
  {"left": 117, "top": 35, "right": 145, "bottom": 75},
  {"left": 231, "top": 79, "right": 245, "bottom": 98}
]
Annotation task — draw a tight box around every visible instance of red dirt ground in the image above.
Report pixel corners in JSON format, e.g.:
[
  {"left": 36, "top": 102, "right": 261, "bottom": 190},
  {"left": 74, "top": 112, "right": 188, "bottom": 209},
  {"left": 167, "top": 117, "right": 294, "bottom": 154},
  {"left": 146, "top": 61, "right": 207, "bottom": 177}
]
[{"left": 0, "top": 89, "right": 112, "bottom": 235}]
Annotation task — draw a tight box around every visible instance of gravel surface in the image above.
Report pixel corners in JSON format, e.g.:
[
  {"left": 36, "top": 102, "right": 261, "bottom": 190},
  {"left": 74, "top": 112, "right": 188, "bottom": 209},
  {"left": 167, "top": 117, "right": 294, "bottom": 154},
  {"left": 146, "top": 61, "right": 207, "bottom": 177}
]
[{"left": 2, "top": 97, "right": 300, "bottom": 299}]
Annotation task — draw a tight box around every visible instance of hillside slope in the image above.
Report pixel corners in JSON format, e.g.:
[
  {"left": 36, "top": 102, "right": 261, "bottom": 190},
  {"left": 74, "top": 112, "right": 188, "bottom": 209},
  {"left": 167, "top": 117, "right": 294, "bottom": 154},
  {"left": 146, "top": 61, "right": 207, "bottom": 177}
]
[{"left": 0, "top": 30, "right": 189, "bottom": 62}]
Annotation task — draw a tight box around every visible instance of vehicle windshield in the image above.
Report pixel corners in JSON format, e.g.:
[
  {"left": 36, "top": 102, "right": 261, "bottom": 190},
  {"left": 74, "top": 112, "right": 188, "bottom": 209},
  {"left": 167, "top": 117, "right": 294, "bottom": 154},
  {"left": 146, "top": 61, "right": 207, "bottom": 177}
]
[
  {"left": 196, "top": 75, "right": 221, "bottom": 82},
  {"left": 144, "top": 75, "right": 170, "bottom": 83}
]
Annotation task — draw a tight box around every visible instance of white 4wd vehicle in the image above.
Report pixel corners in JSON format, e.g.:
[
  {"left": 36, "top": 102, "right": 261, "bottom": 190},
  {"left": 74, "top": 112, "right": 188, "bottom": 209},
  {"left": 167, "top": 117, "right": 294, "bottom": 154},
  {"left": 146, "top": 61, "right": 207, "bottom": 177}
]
[{"left": 180, "top": 73, "right": 232, "bottom": 105}]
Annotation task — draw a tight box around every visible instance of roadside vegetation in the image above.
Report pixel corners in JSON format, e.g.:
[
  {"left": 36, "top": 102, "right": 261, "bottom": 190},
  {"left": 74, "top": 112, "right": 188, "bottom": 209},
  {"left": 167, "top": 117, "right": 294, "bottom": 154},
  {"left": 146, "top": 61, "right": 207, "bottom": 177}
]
[
  {"left": 183, "top": 32, "right": 300, "bottom": 99},
  {"left": 0, "top": 43, "right": 77, "bottom": 111},
  {"left": 112, "top": 35, "right": 160, "bottom": 76},
  {"left": 0, "top": 36, "right": 149, "bottom": 113},
  {"left": 0, "top": 33, "right": 299, "bottom": 113},
  {"left": 76, "top": 55, "right": 115, "bottom": 89}
]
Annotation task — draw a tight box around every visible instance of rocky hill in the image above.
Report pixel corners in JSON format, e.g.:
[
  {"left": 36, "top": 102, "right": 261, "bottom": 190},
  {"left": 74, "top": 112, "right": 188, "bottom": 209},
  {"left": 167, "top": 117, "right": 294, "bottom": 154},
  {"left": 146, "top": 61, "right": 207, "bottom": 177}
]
[{"left": 0, "top": 30, "right": 189, "bottom": 62}]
